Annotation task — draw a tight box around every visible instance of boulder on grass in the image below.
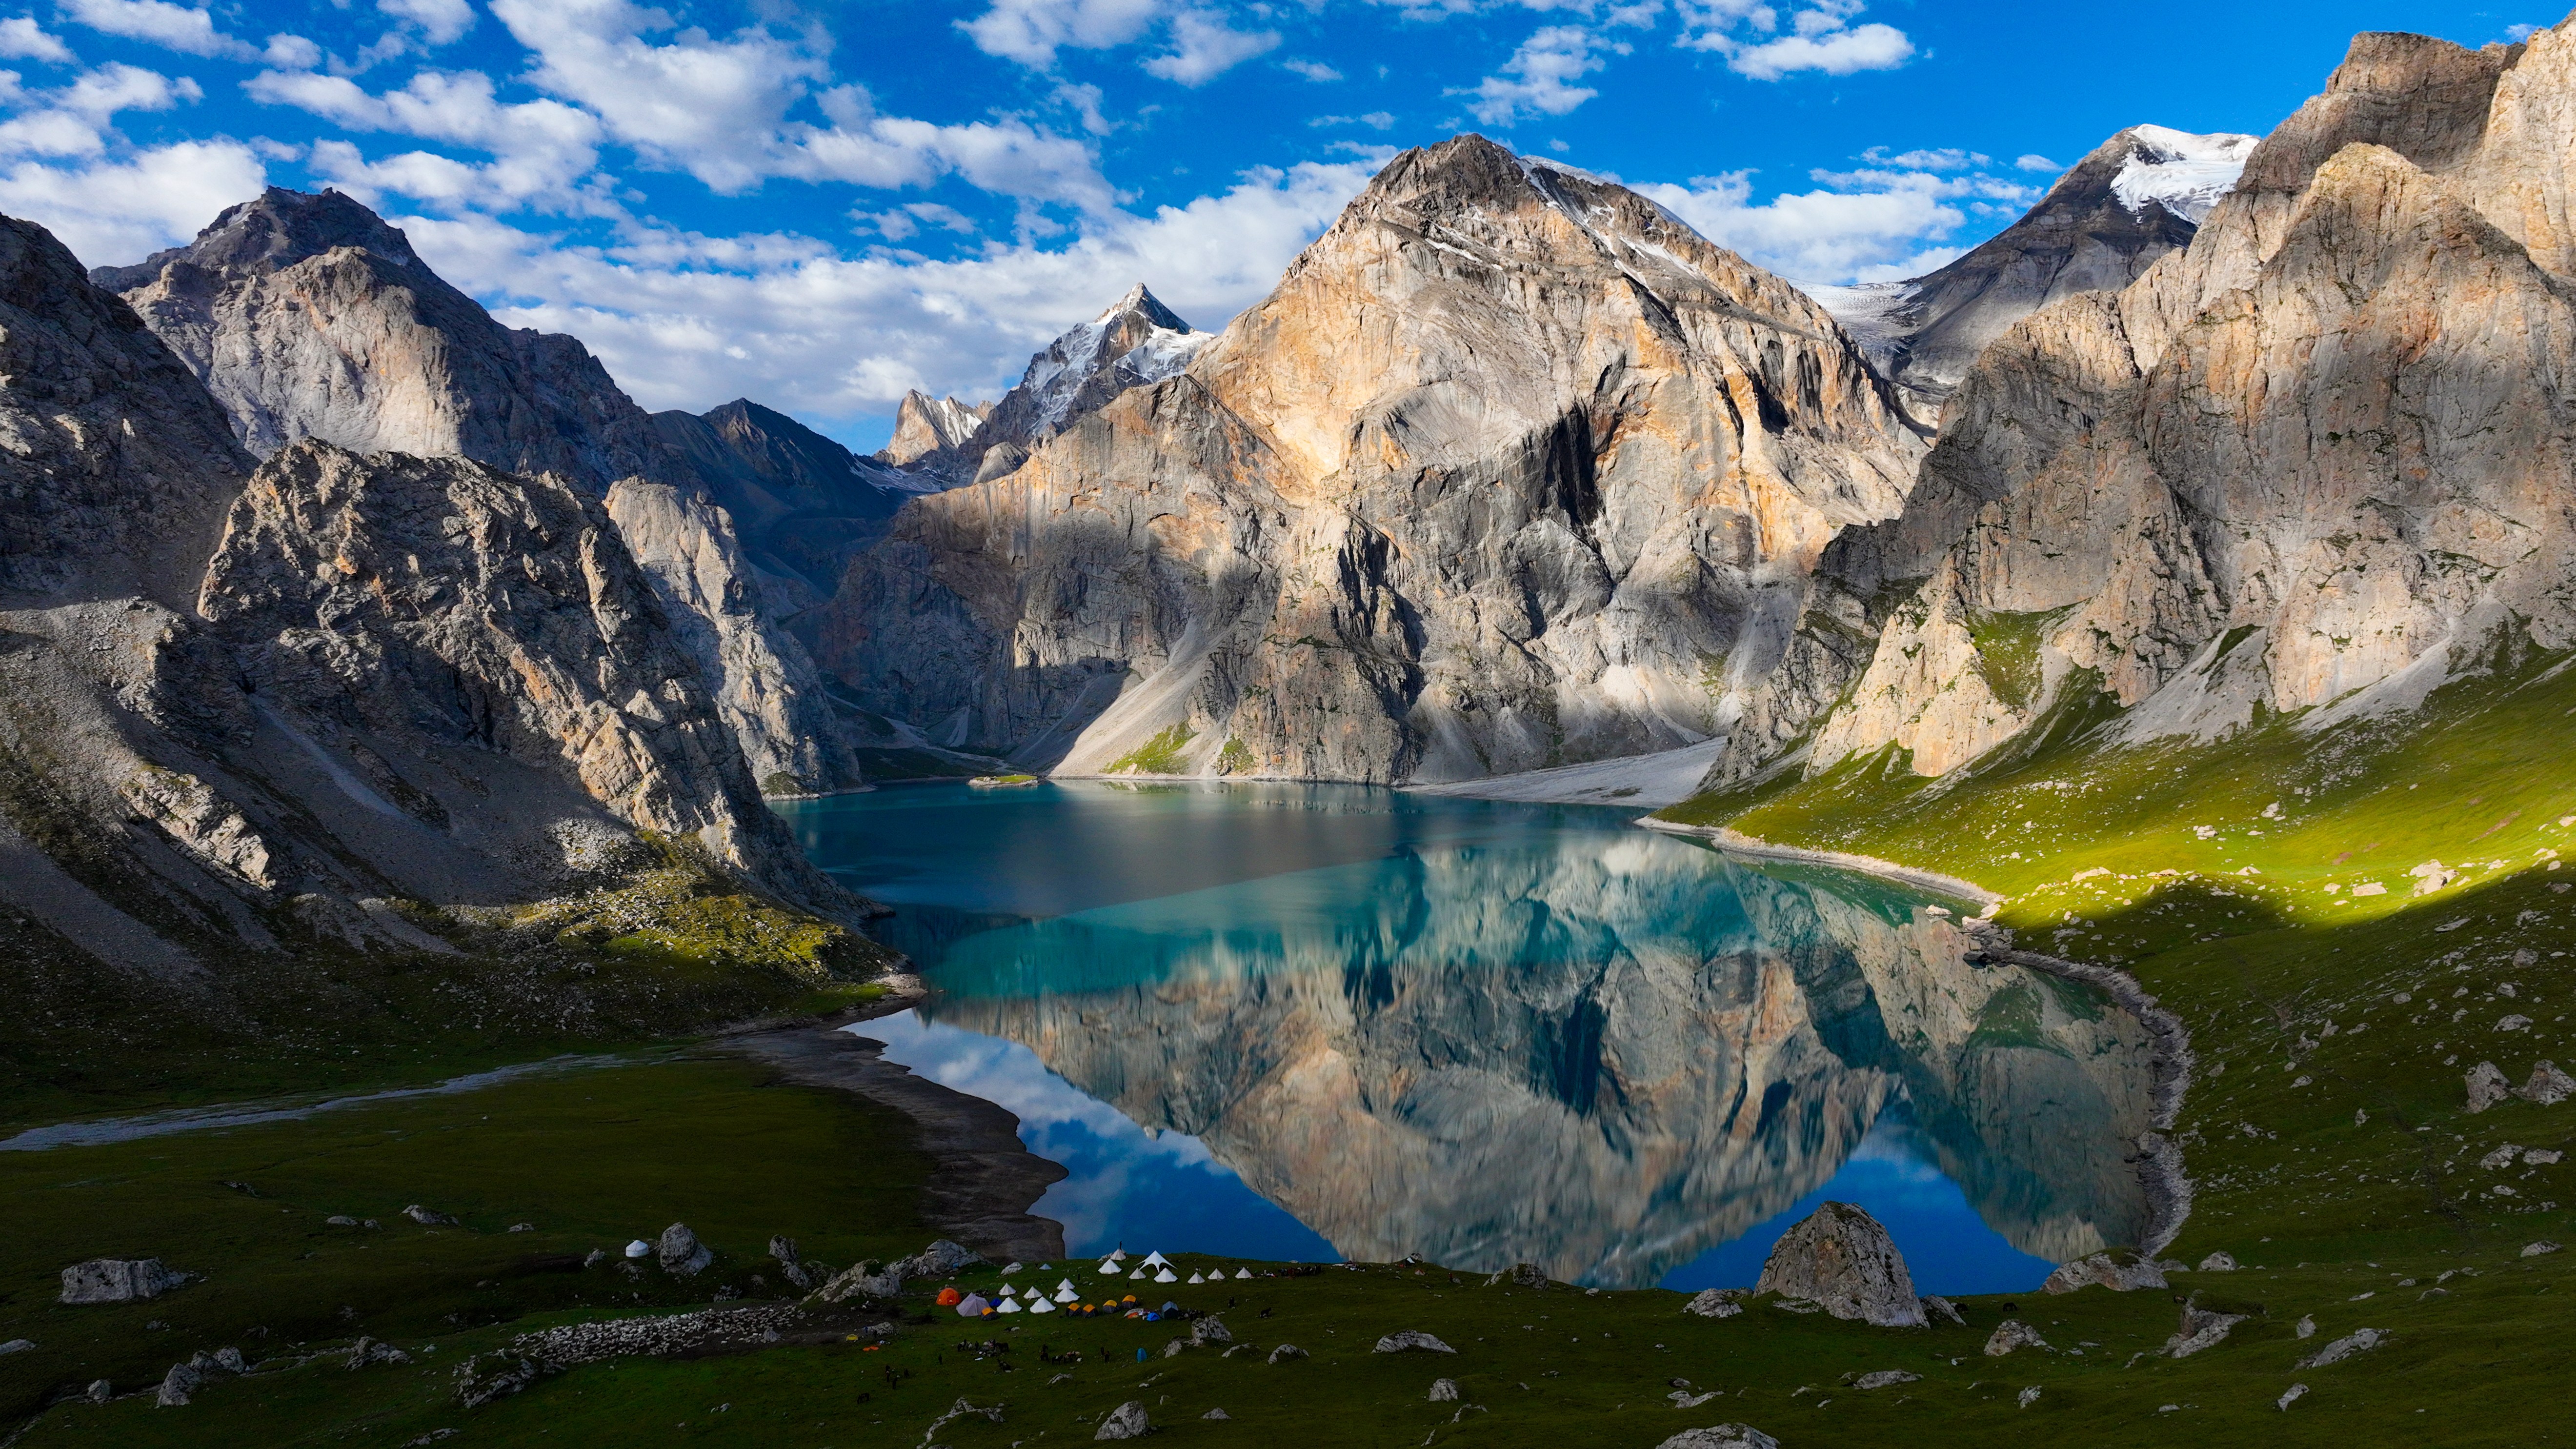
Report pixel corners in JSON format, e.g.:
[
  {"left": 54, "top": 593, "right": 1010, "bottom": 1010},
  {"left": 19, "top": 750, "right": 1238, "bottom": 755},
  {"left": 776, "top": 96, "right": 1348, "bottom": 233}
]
[
  {"left": 1654, "top": 1426, "right": 1779, "bottom": 1449},
  {"left": 2042, "top": 1250, "right": 2166, "bottom": 1294},
  {"left": 1753, "top": 1202, "right": 1925, "bottom": 1327},
  {"left": 59, "top": 1259, "right": 188, "bottom": 1305},
  {"left": 1095, "top": 1401, "right": 1151, "bottom": 1440}
]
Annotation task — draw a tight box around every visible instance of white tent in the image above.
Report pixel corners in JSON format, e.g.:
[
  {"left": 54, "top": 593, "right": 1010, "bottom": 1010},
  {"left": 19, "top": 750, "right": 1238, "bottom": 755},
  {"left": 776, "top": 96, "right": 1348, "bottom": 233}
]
[
  {"left": 1109, "top": 1248, "right": 1129, "bottom": 1261},
  {"left": 1029, "top": 1297, "right": 1057, "bottom": 1314},
  {"left": 1054, "top": 1280, "right": 1079, "bottom": 1301},
  {"left": 1235, "top": 1268, "right": 1253, "bottom": 1279},
  {"left": 1153, "top": 1268, "right": 1178, "bottom": 1283},
  {"left": 956, "top": 1293, "right": 991, "bottom": 1317},
  {"left": 996, "top": 1298, "right": 1023, "bottom": 1313},
  {"left": 1140, "top": 1251, "right": 1171, "bottom": 1269},
  {"left": 1187, "top": 1272, "right": 1205, "bottom": 1284},
  {"left": 1129, "top": 1267, "right": 1148, "bottom": 1279},
  {"left": 1098, "top": 1259, "right": 1121, "bottom": 1274}
]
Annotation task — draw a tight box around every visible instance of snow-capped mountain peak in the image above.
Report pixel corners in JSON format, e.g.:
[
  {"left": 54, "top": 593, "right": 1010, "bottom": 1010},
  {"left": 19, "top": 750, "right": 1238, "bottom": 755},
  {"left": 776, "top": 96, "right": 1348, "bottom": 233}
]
[{"left": 2110, "top": 124, "right": 2262, "bottom": 224}]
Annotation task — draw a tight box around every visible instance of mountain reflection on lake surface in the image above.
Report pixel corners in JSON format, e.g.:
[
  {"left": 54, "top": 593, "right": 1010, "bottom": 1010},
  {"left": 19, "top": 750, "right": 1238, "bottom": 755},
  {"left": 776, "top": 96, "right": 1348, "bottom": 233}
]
[{"left": 783, "top": 783, "right": 2153, "bottom": 1290}]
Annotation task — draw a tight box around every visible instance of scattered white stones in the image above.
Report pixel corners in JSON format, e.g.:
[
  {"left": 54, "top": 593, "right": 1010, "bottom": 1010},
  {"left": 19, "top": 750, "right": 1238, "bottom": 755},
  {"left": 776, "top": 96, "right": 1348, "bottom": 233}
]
[
  {"left": 2296, "top": 1327, "right": 2384, "bottom": 1368},
  {"left": 2017, "top": 1387, "right": 2042, "bottom": 1409},
  {"left": 1267, "top": 1344, "right": 1307, "bottom": 1365},
  {"left": 2197, "top": 1251, "right": 2239, "bottom": 1272},
  {"left": 2481, "top": 1143, "right": 2524, "bottom": 1170},
  {"left": 1985, "top": 1320, "right": 2050, "bottom": 1357},
  {"left": 2500, "top": 1015, "right": 2534, "bottom": 1032},
  {"left": 1429, "top": 1378, "right": 1460, "bottom": 1402}
]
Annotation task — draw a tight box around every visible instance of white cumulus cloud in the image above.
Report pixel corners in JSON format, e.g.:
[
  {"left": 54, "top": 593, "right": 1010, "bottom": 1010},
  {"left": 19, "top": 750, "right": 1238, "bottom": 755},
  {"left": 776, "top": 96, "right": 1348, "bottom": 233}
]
[
  {"left": 394, "top": 158, "right": 1377, "bottom": 426},
  {"left": 0, "top": 137, "right": 264, "bottom": 263},
  {"left": 378, "top": 0, "right": 477, "bottom": 47},
  {"left": 59, "top": 0, "right": 255, "bottom": 60},
  {"left": 1463, "top": 25, "right": 1622, "bottom": 125},
  {"left": 1676, "top": 0, "right": 1912, "bottom": 80},
  {"left": 1141, "top": 11, "right": 1278, "bottom": 84},
  {"left": 1636, "top": 150, "right": 2037, "bottom": 282},
  {"left": 0, "top": 18, "right": 74, "bottom": 63}
]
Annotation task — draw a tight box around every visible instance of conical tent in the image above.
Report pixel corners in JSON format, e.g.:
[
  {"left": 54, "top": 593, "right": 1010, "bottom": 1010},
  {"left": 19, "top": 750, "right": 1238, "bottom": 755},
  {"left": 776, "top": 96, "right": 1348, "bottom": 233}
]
[
  {"left": 1235, "top": 1268, "right": 1252, "bottom": 1279},
  {"left": 956, "top": 1293, "right": 990, "bottom": 1317},
  {"left": 1054, "top": 1283, "right": 1079, "bottom": 1302},
  {"left": 1129, "top": 1267, "right": 1147, "bottom": 1279},
  {"left": 1029, "top": 1297, "right": 1056, "bottom": 1314},
  {"left": 996, "top": 1298, "right": 1022, "bottom": 1313},
  {"left": 1098, "top": 1259, "right": 1121, "bottom": 1274},
  {"left": 1187, "top": 1272, "right": 1205, "bottom": 1284},
  {"left": 1154, "top": 1268, "right": 1178, "bottom": 1283}
]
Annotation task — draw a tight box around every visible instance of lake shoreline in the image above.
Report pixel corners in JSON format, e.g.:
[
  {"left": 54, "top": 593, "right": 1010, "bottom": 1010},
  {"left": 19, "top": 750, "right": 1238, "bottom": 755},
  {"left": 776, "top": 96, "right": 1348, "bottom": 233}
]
[
  {"left": 720, "top": 1020, "right": 1069, "bottom": 1265},
  {"left": 1645, "top": 816, "right": 2197, "bottom": 1258}
]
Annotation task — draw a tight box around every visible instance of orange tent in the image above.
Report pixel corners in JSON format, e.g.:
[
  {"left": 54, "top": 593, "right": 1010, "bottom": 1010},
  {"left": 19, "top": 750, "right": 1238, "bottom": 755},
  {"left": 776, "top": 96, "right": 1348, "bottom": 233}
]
[{"left": 935, "top": 1287, "right": 964, "bottom": 1307}]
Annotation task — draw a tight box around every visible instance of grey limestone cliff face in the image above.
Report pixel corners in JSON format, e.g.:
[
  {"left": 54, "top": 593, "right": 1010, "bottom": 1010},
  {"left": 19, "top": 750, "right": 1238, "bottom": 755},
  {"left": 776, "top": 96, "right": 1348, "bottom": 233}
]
[
  {"left": 1713, "top": 20, "right": 2576, "bottom": 785},
  {"left": 926, "top": 840, "right": 2151, "bottom": 1283},
  {"left": 101, "top": 188, "right": 672, "bottom": 489},
  {"left": 824, "top": 136, "right": 1925, "bottom": 784},
  {"left": 102, "top": 187, "right": 867, "bottom": 796},
  {"left": 654, "top": 398, "right": 930, "bottom": 603},
  {"left": 603, "top": 476, "right": 870, "bottom": 796},
  {"left": 196, "top": 440, "right": 809, "bottom": 880}
]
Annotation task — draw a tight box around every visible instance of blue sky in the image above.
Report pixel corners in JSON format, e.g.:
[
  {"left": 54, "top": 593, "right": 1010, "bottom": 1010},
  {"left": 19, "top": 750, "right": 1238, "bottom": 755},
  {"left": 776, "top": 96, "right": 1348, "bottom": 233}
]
[{"left": 0, "top": 0, "right": 2545, "bottom": 450}]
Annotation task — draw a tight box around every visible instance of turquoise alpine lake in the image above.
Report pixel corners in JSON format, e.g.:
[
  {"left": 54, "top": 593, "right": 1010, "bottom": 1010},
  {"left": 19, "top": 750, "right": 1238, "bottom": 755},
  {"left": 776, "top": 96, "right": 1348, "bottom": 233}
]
[{"left": 779, "top": 781, "right": 2155, "bottom": 1292}]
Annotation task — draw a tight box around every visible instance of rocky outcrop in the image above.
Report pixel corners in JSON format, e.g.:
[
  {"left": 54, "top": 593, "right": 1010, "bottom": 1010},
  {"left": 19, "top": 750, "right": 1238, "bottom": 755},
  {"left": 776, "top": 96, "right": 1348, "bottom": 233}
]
[
  {"left": 1719, "top": 19, "right": 2576, "bottom": 786},
  {"left": 923, "top": 825, "right": 2154, "bottom": 1284},
  {"left": 197, "top": 440, "right": 802, "bottom": 875},
  {"left": 1813, "top": 125, "right": 2256, "bottom": 419},
  {"left": 824, "top": 136, "right": 1925, "bottom": 782},
  {"left": 101, "top": 188, "right": 866, "bottom": 793},
  {"left": 1753, "top": 1201, "right": 1924, "bottom": 1326},
  {"left": 59, "top": 1258, "right": 189, "bottom": 1305}
]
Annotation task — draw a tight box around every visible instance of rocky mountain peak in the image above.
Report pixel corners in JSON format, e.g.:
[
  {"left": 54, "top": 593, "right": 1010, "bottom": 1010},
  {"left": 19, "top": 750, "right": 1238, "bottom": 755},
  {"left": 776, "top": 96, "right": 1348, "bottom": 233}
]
[
  {"left": 1808, "top": 122, "right": 2255, "bottom": 420},
  {"left": 1099, "top": 282, "right": 1188, "bottom": 333},
  {"left": 90, "top": 187, "right": 425, "bottom": 293},
  {"left": 2237, "top": 30, "right": 2522, "bottom": 197},
  {"left": 880, "top": 390, "right": 988, "bottom": 466},
  {"left": 891, "top": 281, "right": 1207, "bottom": 486}
]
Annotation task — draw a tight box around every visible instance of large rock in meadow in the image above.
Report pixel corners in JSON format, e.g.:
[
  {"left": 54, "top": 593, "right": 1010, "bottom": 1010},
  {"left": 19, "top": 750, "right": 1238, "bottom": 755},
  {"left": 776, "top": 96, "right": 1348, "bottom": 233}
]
[{"left": 1753, "top": 1201, "right": 1926, "bottom": 1327}]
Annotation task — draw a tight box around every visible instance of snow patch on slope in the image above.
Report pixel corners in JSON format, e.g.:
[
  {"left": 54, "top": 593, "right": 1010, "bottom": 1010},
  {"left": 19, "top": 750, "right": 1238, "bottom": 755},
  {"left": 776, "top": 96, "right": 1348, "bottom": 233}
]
[
  {"left": 2111, "top": 125, "right": 2261, "bottom": 224},
  {"left": 1799, "top": 280, "right": 1915, "bottom": 374}
]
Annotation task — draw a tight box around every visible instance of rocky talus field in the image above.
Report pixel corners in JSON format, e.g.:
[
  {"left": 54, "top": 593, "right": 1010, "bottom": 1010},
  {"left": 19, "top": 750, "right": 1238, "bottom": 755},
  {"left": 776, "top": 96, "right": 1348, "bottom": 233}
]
[{"left": 1, "top": 10, "right": 2574, "bottom": 1449}]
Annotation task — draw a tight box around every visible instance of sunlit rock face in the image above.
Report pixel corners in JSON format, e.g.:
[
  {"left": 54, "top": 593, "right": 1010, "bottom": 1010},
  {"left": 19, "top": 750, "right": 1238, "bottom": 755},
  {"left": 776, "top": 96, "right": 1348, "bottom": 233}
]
[
  {"left": 923, "top": 834, "right": 2151, "bottom": 1284},
  {"left": 822, "top": 135, "right": 1925, "bottom": 785},
  {"left": 1721, "top": 21, "right": 2576, "bottom": 784}
]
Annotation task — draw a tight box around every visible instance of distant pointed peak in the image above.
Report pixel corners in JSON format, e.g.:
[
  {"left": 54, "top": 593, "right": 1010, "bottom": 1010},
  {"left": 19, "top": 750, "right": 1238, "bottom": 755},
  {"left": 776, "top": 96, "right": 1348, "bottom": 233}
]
[{"left": 1097, "top": 283, "right": 1191, "bottom": 334}]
